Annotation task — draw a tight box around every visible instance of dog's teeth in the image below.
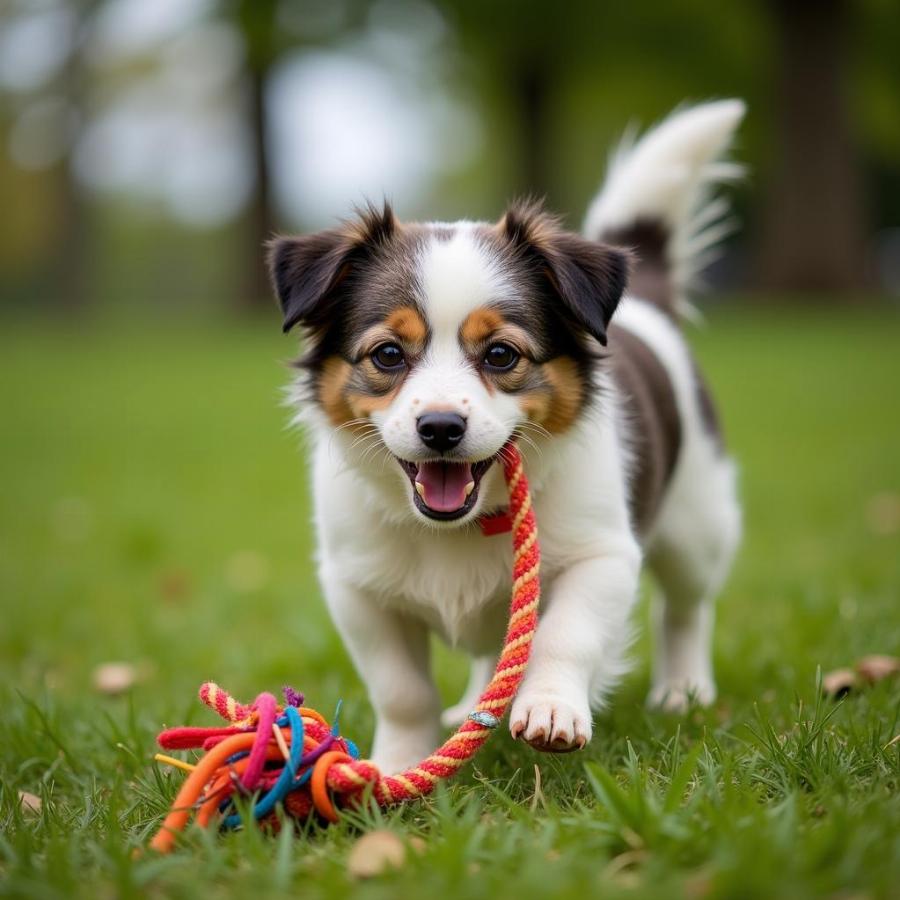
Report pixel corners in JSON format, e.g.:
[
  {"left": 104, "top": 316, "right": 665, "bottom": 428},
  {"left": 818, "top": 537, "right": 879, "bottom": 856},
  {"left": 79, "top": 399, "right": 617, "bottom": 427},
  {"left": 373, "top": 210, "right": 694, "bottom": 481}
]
[
  {"left": 415, "top": 481, "right": 425, "bottom": 498},
  {"left": 464, "top": 481, "right": 475, "bottom": 497}
]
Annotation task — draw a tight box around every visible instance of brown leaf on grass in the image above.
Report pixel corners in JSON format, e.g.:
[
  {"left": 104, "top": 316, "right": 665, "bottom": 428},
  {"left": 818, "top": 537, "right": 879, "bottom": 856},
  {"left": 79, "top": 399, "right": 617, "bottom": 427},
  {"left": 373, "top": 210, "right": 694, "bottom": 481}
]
[
  {"left": 347, "top": 830, "right": 406, "bottom": 879},
  {"left": 855, "top": 655, "right": 900, "bottom": 684},
  {"left": 822, "top": 668, "right": 858, "bottom": 698},
  {"left": 92, "top": 662, "right": 137, "bottom": 695},
  {"left": 19, "top": 791, "right": 41, "bottom": 814},
  {"left": 407, "top": 836, "right": 427, "bottom": 856},
  {"left": 865, "top": 491, "right": 900, "bottom": 536}
]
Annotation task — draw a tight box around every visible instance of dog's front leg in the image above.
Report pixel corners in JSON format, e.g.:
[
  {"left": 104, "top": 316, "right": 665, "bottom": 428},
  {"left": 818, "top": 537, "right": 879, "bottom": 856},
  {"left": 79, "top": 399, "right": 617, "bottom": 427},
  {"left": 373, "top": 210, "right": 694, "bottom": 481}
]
[
  {"left": 324, "top": 577, "right": 441, "bottom": 774},
  {"left": 509, "top": 542, "right": 641, "bottom": 752}
]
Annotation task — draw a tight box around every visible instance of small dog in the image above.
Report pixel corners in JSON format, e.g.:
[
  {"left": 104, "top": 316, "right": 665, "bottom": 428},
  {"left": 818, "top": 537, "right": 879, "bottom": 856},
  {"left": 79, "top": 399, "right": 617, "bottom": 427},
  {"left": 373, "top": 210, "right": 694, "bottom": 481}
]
[{"left": 269, "top": 101, "right": 744, "bottom": 774}]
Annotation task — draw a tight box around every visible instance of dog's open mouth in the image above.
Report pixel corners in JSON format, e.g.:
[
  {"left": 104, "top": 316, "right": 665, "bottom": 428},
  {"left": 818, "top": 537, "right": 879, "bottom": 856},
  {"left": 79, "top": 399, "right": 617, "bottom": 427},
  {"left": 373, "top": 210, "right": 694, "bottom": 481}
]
[{"left": 398, "top": 458, "right": 494, "bottom": 520}]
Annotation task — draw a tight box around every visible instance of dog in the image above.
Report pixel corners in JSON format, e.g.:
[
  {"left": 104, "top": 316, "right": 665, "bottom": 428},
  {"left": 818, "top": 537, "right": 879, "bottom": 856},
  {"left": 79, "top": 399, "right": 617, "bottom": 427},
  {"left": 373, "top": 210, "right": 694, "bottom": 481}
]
[{"left": 268, "top": 100, "right": 744, "bottom": 775}]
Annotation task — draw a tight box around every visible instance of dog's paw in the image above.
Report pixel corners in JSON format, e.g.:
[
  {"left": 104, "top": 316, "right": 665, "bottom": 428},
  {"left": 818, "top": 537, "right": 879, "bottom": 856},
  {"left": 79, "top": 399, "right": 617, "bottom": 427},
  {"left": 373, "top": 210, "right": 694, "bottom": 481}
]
[
  {"left": 371, "top": 722, "right": 441, "bottom": 775},
  {"left": 647, "top": 679, "right": 716, "bottom": 713},
  {"left": 509, "top": 693, "right": 592, "bottom": 753},
  {"left": 440, "top": 702, "right": 469, "bottom": 729},
  {"left": 371, "top": 744, "right": 431, "bottom": 776}
]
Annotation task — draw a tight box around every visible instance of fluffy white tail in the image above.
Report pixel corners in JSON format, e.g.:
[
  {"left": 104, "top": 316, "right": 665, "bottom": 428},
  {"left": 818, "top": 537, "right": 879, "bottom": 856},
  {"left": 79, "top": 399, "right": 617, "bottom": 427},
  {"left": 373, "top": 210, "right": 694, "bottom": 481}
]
[{"left": 583, "top": 99, "right": 746, "bottom": 312}]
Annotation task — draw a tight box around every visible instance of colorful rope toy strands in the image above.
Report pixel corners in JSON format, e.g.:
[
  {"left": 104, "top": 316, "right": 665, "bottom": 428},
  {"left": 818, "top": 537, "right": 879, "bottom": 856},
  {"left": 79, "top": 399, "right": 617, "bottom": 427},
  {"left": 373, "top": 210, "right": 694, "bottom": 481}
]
[{"left": 149, "top": 443, "right": 541, "bottom": 853}]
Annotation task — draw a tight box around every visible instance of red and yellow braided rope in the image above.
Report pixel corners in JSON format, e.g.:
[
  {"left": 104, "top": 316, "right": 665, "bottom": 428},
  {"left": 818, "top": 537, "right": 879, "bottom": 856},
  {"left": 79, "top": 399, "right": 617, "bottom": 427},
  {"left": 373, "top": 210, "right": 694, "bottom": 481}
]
[{"left": 149, "top": 443, "right": 540, "bottom": 851}]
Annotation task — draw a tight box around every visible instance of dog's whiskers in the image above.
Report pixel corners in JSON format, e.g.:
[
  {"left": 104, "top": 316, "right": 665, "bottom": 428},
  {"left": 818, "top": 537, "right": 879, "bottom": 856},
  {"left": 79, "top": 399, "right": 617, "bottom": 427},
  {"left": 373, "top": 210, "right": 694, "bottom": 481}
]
[
  {"left": 511, "top": 425, "right": 546, "bottom": 463},
  {"left": 516, "top": 420, "right": 552, "bottom": 440},
  {"left": 347, "top": 429, "right": 383, "bottom": 454},
  {"left": 327, "top": 418, "right": 380, "bottom": 458}
]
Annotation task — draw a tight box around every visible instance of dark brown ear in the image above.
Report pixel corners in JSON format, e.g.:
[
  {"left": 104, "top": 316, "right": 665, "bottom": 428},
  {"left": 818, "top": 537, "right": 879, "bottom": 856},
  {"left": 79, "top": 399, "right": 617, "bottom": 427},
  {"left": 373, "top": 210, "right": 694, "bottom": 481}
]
[
  {"left": 267, "top": 201, "right": 397, "bottom": 334},
  {"left": 501, "top": 200, "right": 629, "bottom": 346}
]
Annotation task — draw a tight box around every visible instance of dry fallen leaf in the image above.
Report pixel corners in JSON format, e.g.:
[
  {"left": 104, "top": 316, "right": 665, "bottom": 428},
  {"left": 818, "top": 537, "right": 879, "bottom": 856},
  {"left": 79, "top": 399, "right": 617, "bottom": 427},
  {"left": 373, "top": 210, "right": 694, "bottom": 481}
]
[
  {"left": 347, "top": 830, "right": 406, "bottom": 878},
  {"left": 855, "top": 655, "right": 900, "bottom": 684},
  {"left": 19, "top": 791, "right": 41, "bottom": 815},
  {"left": 92, "top": 662, "right": 137, "bottom": 695},
  {"left": 407, "top": 836, "right": 427, "bottom": 856},
  {"left": 822, "top": 668, "right": 858, "bottom": 698},
  {"left": 865, "top": 491, "right": 900, "bottom": 536}
]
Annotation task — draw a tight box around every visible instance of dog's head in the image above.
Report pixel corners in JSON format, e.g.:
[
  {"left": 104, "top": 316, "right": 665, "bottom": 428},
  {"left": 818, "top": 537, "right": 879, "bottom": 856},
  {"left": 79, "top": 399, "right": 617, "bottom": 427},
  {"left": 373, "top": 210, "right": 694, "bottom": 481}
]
[{"left": 269, "top": 200, "right": 627, "bottom": 526}]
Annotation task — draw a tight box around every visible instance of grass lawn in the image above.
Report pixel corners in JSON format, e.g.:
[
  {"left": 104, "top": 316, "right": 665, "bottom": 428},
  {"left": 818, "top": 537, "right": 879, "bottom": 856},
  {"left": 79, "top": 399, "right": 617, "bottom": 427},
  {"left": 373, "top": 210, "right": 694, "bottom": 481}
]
[{"left": 1, "top": 305, "right": 898, "bottom": 899}]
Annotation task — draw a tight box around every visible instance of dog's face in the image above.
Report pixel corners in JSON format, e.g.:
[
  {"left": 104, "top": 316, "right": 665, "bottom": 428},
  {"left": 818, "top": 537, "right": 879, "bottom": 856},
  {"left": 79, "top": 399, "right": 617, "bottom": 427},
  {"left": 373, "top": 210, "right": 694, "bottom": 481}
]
[{"left": 269, "top": 201, "right": 627, "bottom": 526}]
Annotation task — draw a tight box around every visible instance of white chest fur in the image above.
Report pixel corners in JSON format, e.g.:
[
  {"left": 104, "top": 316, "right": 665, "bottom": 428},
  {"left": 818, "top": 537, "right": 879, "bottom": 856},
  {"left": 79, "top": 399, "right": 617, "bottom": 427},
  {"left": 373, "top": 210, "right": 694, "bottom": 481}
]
[{"left": 310, "top": 399, "right": 635, "bottom": 651}]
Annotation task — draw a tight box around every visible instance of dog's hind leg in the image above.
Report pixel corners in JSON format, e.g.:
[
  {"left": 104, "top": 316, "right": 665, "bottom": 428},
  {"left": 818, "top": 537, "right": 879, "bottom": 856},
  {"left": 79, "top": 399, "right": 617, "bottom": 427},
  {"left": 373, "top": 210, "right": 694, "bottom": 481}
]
[
  {"left": 441, "top": 654, "right": 495, "bottom": 728},
  {"left": 646, "top": 446, "right": 741, "bottom": 711}
]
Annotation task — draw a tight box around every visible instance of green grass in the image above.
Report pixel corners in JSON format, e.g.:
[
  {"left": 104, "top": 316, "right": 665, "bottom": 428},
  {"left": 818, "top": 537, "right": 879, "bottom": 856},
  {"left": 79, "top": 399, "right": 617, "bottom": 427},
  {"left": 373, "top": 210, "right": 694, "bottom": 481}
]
[{"left": 1, "top": 305, "right": 898, "bottom": 899}]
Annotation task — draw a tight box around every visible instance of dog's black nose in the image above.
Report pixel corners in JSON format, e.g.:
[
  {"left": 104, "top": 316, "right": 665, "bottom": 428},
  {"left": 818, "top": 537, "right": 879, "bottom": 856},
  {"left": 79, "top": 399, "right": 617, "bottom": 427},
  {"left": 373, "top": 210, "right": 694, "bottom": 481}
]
[{"left": 416, "top": 412, "right": 466, "bottom": 452}]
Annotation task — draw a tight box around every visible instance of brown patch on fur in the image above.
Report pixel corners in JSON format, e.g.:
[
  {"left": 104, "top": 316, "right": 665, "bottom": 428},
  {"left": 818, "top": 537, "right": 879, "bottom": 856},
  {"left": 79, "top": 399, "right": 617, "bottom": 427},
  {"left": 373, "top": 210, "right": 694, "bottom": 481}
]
[
  {"left": 384, "top": 306, "right": 428, "bottom": 347},
  {"left": 346, "top": 389, "right": 401, "bottom": 418},
  {"left": 608, "top": 324, "right": 682, "bottom": 535},
  {"left": 517, "top": 356, "right": 586, "bottom": 434},
  {"left": 318, "top": 357, "right": 356, "bottom": 426},
  {"left": 459, "top": 308, "right": 505, "bottom": 346},
  {"left": 318, "top": 355, "right": 405, "bottom": 423},
  {"left": 541, "top": 357, "right": 586, "bottom": 432}
]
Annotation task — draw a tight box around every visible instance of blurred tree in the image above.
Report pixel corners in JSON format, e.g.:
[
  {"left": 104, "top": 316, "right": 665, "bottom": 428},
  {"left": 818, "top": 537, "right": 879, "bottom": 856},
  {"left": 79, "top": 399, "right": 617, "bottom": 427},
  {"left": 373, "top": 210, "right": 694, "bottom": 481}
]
[
  {"left": 226, "top": 0, "right": 278, "bottom": 309},
  {"left": 0, "top": 1, "right": 97, "bottom": 310},
  {"left": 51, "top": 4, "right": 92, "bottom": 312},
  {"left": 759, "top": 0, "right": 871, "bottom": 294},
  {"left": 2, "top": 0, "right": 894, "bottom": 314},
  {"left": 223, "top": 0, "right": 371, "bottom": 309},
  {"left": 436, "top": 0, "right": 583, "bottom": 205}
]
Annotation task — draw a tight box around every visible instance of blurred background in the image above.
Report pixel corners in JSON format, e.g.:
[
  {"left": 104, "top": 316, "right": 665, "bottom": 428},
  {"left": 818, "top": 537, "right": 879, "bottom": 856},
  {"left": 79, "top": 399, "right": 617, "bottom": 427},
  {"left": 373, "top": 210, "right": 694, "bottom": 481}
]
[
  {"left": 1, "top": 9, "right": 898, "bottom": 894},
  {"left": 1, "top": 0, "right": 899, "bottom": 316}
]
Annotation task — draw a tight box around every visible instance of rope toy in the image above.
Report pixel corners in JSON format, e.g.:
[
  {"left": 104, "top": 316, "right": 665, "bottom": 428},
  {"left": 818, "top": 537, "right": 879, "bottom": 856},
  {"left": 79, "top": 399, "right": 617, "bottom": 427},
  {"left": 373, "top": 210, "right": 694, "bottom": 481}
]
[{"left": 149, "top": 442, "right": 540, "bottom": 853}]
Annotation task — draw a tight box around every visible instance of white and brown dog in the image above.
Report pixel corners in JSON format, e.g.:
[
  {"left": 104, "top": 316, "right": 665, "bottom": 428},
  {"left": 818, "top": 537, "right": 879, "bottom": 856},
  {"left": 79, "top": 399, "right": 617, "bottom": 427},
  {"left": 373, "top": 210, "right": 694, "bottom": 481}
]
[{"left": 269, "top": 101, "right": 744, "bottom": 774}]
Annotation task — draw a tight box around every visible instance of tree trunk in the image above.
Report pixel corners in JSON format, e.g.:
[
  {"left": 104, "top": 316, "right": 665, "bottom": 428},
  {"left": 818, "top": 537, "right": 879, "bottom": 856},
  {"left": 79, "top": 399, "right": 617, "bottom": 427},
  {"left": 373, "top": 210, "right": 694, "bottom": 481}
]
[
  {"left": 512, "top": 50, "right": 553, "bottom": 204},
  {"left": 759, "top": 0, "right": 870, "bottom": 295},
  {"left": 243, "top": 60, "right": 276, "bottom": 310},
  {"left": 51, "top": 8, "right": 88, "bottom": 312},
  {"left": 235, "top": 0, "right": 279, "bottom": 310}
]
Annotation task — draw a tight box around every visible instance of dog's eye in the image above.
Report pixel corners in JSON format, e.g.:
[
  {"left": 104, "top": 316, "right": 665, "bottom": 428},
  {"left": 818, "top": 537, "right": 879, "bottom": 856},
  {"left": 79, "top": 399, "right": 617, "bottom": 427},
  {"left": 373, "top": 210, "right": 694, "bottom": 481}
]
[
  {"left": 371, "top": 342, "right": 406, "bottom": 371},
  {"left": 483, "top": 343, "right": 519, "bottom": 372}
]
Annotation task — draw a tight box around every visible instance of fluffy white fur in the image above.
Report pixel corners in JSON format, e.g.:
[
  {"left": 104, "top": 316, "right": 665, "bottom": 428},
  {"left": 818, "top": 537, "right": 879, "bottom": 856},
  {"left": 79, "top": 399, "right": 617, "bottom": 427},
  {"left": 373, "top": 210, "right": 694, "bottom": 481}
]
[
  {"left": 615, "top": 297, "right": 741, "bottom": 708},
  {"left": 584, "top": 99, "right": 746, "bottom": 312},
  {"left": 304, "top": 101, "right": 744, "bottom": 773}
]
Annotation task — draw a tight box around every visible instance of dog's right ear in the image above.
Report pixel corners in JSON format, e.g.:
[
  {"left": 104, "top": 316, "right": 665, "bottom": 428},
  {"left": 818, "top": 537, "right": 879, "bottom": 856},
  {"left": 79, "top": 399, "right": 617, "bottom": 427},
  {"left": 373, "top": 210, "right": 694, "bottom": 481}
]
[{"left": 267, "top": 201, "right": 397, "bottom": 334}]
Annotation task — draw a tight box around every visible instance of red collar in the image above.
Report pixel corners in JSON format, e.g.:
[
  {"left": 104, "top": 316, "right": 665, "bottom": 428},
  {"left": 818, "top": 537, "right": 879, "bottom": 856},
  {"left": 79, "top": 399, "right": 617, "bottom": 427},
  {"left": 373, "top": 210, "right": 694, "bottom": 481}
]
[{"left": 477, "top": 508, "right": 512, "bottom": 536}]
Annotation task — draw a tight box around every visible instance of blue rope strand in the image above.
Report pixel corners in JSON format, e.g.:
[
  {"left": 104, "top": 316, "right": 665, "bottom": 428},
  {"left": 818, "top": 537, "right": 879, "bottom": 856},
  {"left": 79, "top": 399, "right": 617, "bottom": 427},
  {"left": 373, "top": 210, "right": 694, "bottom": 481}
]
[{"left": 222, "top": 705, "right": 305, "bottom": 829}]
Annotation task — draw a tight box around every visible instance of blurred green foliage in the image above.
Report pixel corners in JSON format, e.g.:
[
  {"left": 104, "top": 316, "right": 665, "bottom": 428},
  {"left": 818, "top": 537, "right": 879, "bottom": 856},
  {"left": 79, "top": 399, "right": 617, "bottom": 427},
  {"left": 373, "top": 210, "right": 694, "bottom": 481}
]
[{"left": 1, "top": 0, "right": 898, "bottom": 312}]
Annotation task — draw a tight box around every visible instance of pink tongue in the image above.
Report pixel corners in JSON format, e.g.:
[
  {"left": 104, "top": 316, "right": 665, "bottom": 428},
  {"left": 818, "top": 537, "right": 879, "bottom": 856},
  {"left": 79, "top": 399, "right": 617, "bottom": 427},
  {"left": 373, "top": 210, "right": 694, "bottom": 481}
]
[{"left": 415, "top": 461, "right": 474, "bottom": 513}]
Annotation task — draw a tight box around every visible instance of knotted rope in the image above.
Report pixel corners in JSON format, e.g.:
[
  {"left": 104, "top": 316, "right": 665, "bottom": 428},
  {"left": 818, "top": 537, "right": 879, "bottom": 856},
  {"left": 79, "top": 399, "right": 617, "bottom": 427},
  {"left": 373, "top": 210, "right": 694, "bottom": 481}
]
[{"left": 149, "top": 442, "right": 540, "bottom": 852}]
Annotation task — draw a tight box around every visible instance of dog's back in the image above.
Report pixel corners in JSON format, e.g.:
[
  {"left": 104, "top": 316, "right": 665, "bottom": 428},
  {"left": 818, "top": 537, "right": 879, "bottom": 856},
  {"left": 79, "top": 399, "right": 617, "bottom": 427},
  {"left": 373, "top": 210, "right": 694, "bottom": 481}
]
[
  {"left": 576, "top": 101, "right": 745, "bottom": 535},
  {"left": 581, "top": 101, "right": 745, "bottom": 708}
]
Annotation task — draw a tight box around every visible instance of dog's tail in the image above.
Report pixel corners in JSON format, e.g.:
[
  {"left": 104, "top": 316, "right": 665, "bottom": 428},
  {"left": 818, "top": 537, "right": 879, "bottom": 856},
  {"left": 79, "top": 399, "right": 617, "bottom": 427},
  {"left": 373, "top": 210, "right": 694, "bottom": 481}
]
[{"left": 583, "top": 99, "right": 746, "bottom": 318}]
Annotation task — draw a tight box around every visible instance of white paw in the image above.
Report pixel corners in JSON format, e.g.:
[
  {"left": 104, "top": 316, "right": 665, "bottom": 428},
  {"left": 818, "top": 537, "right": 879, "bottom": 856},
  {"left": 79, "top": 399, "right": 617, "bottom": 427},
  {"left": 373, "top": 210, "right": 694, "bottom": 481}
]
[
  {"left": 371, "top": 722, "right": 440, "bottom": 775},
  {"left": 647, "top": 679, "right": 716, "bottom": 713},
  {"left": 371, "top": 745, "right": 431, "bottom": 776},
  {"left": 509, "top": 692, "right": 592, "bottom": 753},
  {"left": 440, "top": 702, "right": 470, "bottom": 729}
]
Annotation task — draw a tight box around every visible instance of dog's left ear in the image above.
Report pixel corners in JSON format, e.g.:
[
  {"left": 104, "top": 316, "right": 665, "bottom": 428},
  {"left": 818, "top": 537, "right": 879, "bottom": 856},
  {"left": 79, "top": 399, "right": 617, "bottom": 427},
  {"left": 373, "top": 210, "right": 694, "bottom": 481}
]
[
  {"left": 267, "top": 202, "right": 397, "bottom": 334},
  {"left": 500, "top": 201, "right": 629, "bottom": 346}
]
